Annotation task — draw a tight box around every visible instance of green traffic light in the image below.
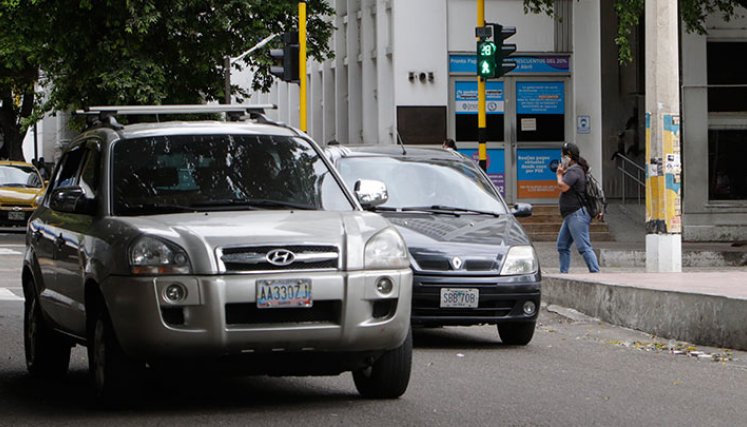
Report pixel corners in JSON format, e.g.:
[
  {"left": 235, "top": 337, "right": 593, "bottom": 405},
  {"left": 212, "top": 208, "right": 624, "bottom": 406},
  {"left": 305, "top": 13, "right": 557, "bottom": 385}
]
[{"left": 477, "top": 41, "right": 497, "bottom": 78}]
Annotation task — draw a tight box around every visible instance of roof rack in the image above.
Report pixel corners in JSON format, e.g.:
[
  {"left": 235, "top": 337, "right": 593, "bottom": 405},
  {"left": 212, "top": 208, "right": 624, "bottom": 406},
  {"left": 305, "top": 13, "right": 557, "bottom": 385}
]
[{"left": 75, "top": 104, "right": 277, "bottom": 123}]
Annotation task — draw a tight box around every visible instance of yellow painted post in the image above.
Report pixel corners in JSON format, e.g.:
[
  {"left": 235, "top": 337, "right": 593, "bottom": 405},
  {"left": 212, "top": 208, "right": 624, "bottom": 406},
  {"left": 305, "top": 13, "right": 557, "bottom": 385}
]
[
  {"left": 299, "top": 0, "right": 308, "bottom": 133},
  {"left": 477, "top": 0, "right": 487, "bottom": 171}
]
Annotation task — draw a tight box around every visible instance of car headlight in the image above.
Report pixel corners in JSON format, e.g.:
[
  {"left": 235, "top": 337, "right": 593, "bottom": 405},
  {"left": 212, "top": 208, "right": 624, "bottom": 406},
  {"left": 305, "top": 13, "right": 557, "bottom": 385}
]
[
  {"left": 499, "top": 246, "right": 538, "bottom": 275},
  {"left": 130, "top": 235, "right": 191, "bottom": 275},
  {"left": 364, "top": 228, "right": 409, "bottom": 269}
]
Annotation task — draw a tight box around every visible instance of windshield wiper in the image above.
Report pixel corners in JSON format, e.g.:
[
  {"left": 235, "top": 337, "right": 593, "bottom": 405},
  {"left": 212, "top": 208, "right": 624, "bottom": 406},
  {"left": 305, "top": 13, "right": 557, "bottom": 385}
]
[
  {"left": 190, "top": 199, "right": 315, "bottom": 211},
  {"left": 400, "top": 205, "right": 501, "bottom": 217},
  {"left": 127, "top": 203, "right": 197, "bottom": 214}
]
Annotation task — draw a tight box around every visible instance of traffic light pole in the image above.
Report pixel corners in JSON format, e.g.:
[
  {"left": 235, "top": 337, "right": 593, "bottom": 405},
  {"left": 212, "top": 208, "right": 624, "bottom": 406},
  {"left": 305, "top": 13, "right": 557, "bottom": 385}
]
[
  {"left": 299, "top": 0, "right": 307, "bottom": 133},
  {"left": 477, "top": 0, "right": 487, "bottom": 171}
]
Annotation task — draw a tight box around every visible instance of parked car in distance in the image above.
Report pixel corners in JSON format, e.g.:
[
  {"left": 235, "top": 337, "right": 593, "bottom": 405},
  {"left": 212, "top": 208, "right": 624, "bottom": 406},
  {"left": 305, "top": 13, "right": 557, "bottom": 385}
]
[
  {"left": 0, "top": 161, "right": 46, "bottom": 227},
  {"left": 22, "top": 105, "right": 413, "bottom": 403},
  {"left": 326, "top": 145, "right": 540, "bottom": 345}
]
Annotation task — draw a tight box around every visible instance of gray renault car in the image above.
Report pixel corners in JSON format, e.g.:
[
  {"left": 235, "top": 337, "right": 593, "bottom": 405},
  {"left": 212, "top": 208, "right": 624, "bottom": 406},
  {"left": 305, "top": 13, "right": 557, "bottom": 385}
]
[
  {"left": 326, "top": 145, "right": 541, "bottom": 345},
  {"left": 22, "top": 105, "right": 412, "bottom": 402}
]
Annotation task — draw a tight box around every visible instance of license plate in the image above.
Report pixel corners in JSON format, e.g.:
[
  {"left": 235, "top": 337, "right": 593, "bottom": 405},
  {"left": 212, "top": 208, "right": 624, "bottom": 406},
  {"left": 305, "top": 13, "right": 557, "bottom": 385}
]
[
  {"left": 256, "top": 279, "right": 312, "bottom": 309},
  {"left": 440, "top": 288, "right": 479, "bottom": 308},
  {"left": 8, "top": 211, "right": 25, "bottom": 221}
]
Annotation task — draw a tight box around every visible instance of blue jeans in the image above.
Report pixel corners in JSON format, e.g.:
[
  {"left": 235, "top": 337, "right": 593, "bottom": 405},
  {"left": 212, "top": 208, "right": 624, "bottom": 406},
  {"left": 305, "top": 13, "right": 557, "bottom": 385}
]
[{"left": 557, "top": 207, "right": 600, "bottom": 273}]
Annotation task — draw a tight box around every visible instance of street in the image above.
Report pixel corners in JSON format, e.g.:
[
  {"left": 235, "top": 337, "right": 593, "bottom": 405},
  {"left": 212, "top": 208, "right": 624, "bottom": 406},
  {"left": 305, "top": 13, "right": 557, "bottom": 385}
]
[{"left": 1, "top": 231, "right": 746, "bottom": 426}]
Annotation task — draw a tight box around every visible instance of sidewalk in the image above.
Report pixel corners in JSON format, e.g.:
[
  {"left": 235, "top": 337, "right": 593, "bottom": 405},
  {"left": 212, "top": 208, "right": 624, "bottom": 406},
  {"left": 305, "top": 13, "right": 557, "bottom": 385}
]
[{"left": 533, "top": 201, "right": 747, "bottom": 351}]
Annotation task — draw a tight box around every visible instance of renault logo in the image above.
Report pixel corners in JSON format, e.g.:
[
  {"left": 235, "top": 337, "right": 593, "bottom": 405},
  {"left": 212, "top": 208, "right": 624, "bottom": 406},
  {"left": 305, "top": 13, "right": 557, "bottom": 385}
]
[
  {"left": 451, "top": 257, "right": 463, "bottom": 270},
  {"left": 266, "top": 249, "right": 296, "bottom": 266}
]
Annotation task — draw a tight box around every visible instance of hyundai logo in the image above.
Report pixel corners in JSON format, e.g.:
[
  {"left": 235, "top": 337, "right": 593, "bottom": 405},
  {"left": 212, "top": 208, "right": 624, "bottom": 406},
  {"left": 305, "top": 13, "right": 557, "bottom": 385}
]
[{"left": 266, "top": 249, "right": 296, "bottom": 266}]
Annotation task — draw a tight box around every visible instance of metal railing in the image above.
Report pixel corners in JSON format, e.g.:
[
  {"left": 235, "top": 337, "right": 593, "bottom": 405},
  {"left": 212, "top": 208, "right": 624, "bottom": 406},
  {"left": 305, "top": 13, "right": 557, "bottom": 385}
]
[{"left": 613, "top": 152, "right": 645, "bottom": 204}]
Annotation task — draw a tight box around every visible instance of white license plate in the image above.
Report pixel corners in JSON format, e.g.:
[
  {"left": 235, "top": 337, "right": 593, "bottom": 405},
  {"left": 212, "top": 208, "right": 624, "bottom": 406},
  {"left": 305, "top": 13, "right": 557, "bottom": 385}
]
[
  {"left": 440, "top": 288, "right": 479, "bottom": 308},
  {"left": 8, "top": 211, "right": 25, "bottom": 221},
  {"left": 256, "top": 279, "right": 312, "bottom": 309}
]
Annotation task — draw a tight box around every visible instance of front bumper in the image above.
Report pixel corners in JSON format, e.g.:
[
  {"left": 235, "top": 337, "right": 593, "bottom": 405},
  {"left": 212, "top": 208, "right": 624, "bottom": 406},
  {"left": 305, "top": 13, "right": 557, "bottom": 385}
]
[
  {"left": 0, "top": 207, "right": 33, "bottom": 226},
  {"left": 411, "top": 272, "right": 541, "bottom": 326},
  {"left": 101, "top": 269, "right": 412, "bottom": 364}
]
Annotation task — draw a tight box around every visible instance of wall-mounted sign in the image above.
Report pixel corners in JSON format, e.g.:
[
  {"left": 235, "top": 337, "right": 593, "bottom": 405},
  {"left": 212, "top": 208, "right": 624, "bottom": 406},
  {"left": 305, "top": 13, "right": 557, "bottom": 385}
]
[
  {"left": 577, "top": 115, "right": 591, "bottom": 134},
  {"left": 517, "top": 148, "right": 561, "bottom": 199},
  {"left": 449, "top": 54, "right": 571, "bottom": 74},
  {"left": 458, "top": 148, "right": 505, "bottom": 196},
  {"left": 517, "top": 82, "right": 565, "bottom": 115},
  {"left": 455, "top": 81, "right": 504, "bottom": 115}
]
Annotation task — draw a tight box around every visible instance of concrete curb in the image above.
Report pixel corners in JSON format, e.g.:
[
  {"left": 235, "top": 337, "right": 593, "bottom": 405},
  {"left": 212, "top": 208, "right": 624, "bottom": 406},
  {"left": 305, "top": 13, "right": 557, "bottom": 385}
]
[
  {"left": 542, "top": 275, "right": 747, "bottom": 351},
  {"left": 599, "top": 249, "right": 747, "bottom": 268}
]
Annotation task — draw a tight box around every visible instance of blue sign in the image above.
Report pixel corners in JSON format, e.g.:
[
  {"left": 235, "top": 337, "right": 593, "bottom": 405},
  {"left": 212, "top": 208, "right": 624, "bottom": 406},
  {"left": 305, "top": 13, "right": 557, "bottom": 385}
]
[
  {"left": 516, "top": 148, "right": 560, "bottom": 181},
  {"left": 455, "top": 81, "right": 504, "bottom": 115},
  {"left": 517, "top": 82, "right": 565, "bottom": 115},
  {"left": 458, "top": 148, "right": 505, "bottom": 196},
  {"left": 449, "top": 54, "right": 571, "bottom": 74}
]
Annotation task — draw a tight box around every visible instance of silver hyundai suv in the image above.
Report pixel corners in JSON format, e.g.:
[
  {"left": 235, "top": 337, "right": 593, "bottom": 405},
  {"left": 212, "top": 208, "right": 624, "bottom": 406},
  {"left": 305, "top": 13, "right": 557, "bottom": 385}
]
[{"left": 22, "top": 105, "right": 412, "bottom": 402}]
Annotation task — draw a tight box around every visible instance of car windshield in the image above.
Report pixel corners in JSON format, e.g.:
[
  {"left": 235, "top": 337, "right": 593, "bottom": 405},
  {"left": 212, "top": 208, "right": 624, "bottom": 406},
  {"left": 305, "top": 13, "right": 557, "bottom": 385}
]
[
  {"left": 0, "top": 165, "right": 43, "bottom": 188},
  {"left": 336, "top": 155, "right": 508, "bottom": 214},
  {"left": 112, "top": 134, "right": 353, "bottom": 216}
]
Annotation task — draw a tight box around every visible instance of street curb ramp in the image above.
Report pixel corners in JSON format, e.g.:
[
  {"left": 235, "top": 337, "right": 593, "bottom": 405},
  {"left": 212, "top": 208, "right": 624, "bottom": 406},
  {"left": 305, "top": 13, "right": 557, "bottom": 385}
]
[{"left": 542, "top": 275, "right": 747, "bottom": 351}]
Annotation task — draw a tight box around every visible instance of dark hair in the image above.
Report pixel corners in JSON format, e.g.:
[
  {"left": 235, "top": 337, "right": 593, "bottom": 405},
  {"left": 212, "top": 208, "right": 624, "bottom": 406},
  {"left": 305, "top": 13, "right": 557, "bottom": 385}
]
[
  {"left": 443, "top": 138, "right": 457, "bottom": 149},
  {"left": 562, "top": 142, "right": 589, "bottom": 173}
]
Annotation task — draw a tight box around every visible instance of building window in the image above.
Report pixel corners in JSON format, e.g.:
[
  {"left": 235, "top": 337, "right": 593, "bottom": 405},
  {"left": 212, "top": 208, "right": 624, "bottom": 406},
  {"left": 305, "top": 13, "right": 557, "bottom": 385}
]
[
  {"left": 707, "top": 42, "right": 747, "bottom": 112},
  {"left": 708, "top": 129, "right": 747, "bottom": 200},
  {"left": 454, "top": 81, "right": 504, "bottom": 142}
]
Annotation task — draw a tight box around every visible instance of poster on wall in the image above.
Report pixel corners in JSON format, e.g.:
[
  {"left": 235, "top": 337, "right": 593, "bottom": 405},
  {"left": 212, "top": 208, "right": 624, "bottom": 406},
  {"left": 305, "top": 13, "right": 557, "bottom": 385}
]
[
  {"left": 516, "top": 81, "right": 566, "bottom": 142},
  {"left": 458, "top": 148, "right": 505, "bottom": 196},
  {"left": 517, "top": 148, "right": 561, "bottom": 199}
]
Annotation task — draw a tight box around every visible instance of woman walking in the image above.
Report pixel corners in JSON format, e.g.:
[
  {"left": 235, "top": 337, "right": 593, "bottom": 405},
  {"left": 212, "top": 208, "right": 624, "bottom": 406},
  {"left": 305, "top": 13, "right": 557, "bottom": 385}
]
[{"left": 555, "top": 142, "right": 600, "bottom": 273}]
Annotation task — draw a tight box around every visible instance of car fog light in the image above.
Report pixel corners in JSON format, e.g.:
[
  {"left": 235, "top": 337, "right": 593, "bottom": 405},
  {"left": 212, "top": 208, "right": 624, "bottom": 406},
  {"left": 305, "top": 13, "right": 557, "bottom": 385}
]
[
  {"left": 523, "top": 301, "right": 536, "bottom": 315},
  {"left": 376, "top": 277, "right": 394, "bottom": 295},
  {"left": 165, "top": 283, "right": 187, "bottom": 302}
]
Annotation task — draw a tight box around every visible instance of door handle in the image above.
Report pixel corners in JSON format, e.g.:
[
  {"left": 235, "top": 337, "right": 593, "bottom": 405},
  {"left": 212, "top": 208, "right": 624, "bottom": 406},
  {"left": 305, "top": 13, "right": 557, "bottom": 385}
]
[{"left": 55, "top": 234, "right": 65, "bottom": 249}]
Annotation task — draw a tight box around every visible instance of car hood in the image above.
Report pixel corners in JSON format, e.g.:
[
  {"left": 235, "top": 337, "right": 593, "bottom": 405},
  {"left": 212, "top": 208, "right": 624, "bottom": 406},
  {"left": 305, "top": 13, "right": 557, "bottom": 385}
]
[
  {"left": 109, "top": 210, "right": 391, "bottom": 273},
  {"left": 382, "top": 213, "right": 532, "bottom": 273},
  {"left": 0, "top": 187, "right": 41, "bottom": 205}
]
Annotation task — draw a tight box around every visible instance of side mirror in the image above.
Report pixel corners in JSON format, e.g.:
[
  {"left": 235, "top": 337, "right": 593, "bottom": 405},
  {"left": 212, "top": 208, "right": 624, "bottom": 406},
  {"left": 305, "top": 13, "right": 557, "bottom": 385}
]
[
  {"left": 354, "top": 179, "right": 389, "bottom": 208},
  {"left": 511, "top": 202, "right": 533, "bottom": 218},
  {"left": 50, "top": 187, "right": 96, "bottom": 215}
]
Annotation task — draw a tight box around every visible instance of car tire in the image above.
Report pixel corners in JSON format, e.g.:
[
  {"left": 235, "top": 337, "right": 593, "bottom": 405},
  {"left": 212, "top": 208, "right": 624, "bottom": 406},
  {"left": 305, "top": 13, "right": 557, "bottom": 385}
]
[
  {"left": 90, "top": 305, "right": 143, "bottom": 404},
  {"left": 353, "top": 328, "right": 412, "bottom": 399},
  {"left": 497, "top": 321, "right": 536, "bottom": 346},
  {"left": 24, "top": 288, "right": 71, "bottom": 378}
]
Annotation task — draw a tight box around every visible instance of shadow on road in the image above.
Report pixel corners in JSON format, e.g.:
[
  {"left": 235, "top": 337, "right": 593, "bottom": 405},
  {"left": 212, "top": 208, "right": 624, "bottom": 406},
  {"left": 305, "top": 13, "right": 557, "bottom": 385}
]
[{"left": 413, "top": 326, "right": 508, "bottom": 349}]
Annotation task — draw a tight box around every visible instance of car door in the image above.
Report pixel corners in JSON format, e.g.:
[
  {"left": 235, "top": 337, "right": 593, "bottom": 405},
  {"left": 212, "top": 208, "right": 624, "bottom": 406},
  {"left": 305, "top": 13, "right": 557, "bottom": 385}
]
[
  {"left": 33, "top": 145, "right": 86, "bottom": 332},
  {"left": 53, "top": 143, "right": 101, "bottom": 335}
]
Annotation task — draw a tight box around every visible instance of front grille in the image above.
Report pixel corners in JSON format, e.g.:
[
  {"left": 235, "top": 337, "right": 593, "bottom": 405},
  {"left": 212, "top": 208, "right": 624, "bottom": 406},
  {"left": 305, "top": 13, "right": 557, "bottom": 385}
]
[
  {"left": 219, "top": 245, "right": 339, "bottom": 272},
  {"left": 412, "top": 255, "right": 498, "bottom": 273},
  {"left": 225, "top": 301, "right": 341, "bottom": 325}
]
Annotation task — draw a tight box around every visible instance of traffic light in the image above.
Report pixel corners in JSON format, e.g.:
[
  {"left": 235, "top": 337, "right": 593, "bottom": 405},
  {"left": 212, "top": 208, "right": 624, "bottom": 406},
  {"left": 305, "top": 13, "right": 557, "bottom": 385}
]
[
  {"left": 269, "top": 31, "right": 300, "bottom": 83},
  {"left": 493, "top": 24, "right": 517, "bottom": 78},
  {"left": 476, "top": 40, "right": 497, "bottom": 79}
]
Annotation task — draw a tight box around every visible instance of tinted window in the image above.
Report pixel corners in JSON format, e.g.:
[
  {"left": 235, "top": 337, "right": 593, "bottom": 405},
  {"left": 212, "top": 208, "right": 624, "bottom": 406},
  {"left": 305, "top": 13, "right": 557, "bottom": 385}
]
[
  {"left": 0, "top": 165, "right": 43, "bottom": 188},
  {"left": 112, "top": 134, "right": 353, "bottom": 215},
  {"left": 52, "top": 148, "right": 85, "bottom": 190},
  {"left": 79, "top": 148, "right": 100, "bottom": 199},
  {"left": 337, "top": 156, "right": 508, "bottom": 214}
]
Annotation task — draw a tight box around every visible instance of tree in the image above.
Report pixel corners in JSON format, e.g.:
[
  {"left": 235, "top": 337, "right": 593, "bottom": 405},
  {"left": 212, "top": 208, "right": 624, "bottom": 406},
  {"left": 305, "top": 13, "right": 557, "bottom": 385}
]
[
  {"left": 523, "top": 0, "right": 747, "bottom": 63},
  {"left": 0, "top": 0, "right": 335, "bottom": 160},
  {"left": 0, "top": 1, "right": 41, "bottom": 160}
]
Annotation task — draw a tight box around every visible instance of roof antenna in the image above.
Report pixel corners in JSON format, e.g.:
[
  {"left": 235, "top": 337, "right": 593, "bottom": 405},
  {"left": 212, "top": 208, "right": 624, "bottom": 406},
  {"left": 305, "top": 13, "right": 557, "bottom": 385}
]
[{"left": 396, "top": 131, "right": 407, "bottom": 155}]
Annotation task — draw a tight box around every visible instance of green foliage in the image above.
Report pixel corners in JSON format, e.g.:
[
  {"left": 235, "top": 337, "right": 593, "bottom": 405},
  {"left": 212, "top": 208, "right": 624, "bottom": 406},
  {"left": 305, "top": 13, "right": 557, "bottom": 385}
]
[{"left": 524, "top": 0, "right": 747, "bottom": 64}]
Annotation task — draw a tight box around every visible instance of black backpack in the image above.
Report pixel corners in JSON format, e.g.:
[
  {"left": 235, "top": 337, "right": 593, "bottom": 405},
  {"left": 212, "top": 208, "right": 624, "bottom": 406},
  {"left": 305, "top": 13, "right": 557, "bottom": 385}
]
[{"left": 578, "top": 170, "right": 607, "bottom": 220}]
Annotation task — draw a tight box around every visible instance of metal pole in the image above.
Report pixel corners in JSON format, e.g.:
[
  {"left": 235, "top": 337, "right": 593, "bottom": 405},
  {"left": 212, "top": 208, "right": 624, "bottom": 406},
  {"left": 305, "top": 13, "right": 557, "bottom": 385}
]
[
  {"left": 477, "top": 0, "right": 487, "bottom": 171},
  {"left": 299, "top": 0, "right": 308, "bottom": 133},
  {"left": 33, "top": 122, "right": 38, "bottom": 161},
  {"left": 224, "top": 56, "right": 231, "bottom": 104},
  {"left": 645, "top": 0, "right": 682, "bottom": 272}
]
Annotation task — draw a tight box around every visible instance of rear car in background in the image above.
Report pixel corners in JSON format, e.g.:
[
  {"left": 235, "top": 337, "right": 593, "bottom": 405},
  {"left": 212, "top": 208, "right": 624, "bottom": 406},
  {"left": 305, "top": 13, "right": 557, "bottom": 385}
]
[
  {"left": 0, "top": 161, "right": 46, "bottom": 227},
  {"left": 327, "top": 145, "right": 540, "bottom": 345}
]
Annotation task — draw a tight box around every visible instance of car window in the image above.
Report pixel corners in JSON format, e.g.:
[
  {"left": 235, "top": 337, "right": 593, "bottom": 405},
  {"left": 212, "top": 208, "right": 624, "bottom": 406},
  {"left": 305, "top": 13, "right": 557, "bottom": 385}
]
[
  {"left": 111, "top": 134, "right": 354, "bottom": 215},
  {"left": 0, "top": 165, "right": 43, "bottom": 188},
  {"left": 337, "top": 156, "right": 508, "bottom": 214},
  {"left": 78, "top": 147, "right": 100, "bottom": 199},
  {"left": 51, "top": 148, "right": 85, "bottom": 190}
]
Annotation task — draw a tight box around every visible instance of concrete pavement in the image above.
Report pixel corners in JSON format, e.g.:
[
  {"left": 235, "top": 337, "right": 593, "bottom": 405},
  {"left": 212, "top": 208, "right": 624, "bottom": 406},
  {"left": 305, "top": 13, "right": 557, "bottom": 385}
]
[{"left": 534, "top": 200, "right": 747, "bottom": 351}]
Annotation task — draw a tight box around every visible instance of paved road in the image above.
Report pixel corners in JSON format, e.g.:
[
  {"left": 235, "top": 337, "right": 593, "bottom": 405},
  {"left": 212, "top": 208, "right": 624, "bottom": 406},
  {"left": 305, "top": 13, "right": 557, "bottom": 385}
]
[{"left": 1, "top": 232, "right": 746, "bottom": 426}]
